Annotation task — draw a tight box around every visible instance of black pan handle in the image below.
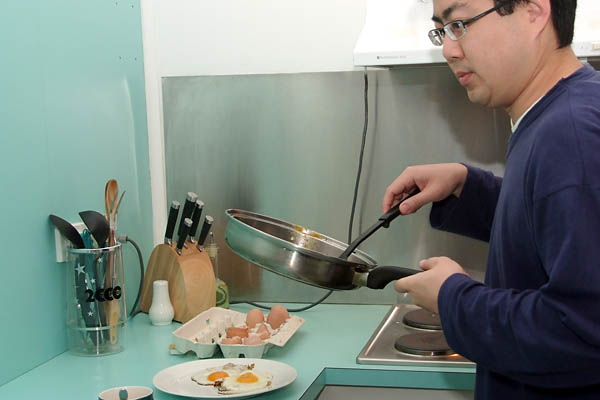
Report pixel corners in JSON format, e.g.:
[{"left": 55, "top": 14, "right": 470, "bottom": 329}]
[
  {"left": 366, "top": 266, "right": 417, "bottom": 289},
  {"left": 339, "top": 187, "right": 421, "bottom": 260},
  {"left": 379, "top": 186, "right": 421, "bottom": 228}
]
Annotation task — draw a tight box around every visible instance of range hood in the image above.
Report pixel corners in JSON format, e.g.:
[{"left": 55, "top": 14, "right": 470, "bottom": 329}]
[{"left": 354, "top": 0, "right": 600, "bottom": 67}]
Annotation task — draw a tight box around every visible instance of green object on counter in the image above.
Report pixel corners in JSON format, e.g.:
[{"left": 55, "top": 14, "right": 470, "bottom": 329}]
[{"left": 216, "top": 278, "right": 229, "bottom": 308}]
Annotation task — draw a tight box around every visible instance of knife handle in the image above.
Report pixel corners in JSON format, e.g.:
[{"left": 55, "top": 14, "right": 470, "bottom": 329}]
[
  {"left": 176, "top": 218, "right": 193, "bottom": 255},
  {"left": 196, "top": 215, "right": 214, "bottom": 251},
  {"left": 164, "top": 201, "right": 180, "bottom": 245},
  {"left": 177, "top": 192, "right": 197, "bottom": 240},
  {"left": 188, "top": 200, "right": 205, "bottom": 242}
]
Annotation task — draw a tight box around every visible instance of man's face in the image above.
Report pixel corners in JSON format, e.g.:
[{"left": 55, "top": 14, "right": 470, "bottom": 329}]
[{"left": 432, "top": 0, "right": 532, "bottom": 108}]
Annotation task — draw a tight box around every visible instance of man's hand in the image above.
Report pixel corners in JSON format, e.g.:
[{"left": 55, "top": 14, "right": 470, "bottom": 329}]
[
  {"left": 394, "top": 257, "right": 468, "bottom": 314},
  {"left": 382, "top": 163, "right": 468, "bottom": 215}
]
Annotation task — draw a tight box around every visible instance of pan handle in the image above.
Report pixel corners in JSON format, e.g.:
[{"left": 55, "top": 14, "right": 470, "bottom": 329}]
[
  {"left": 379, "top": 186, "right": 421, "bottom": 228},
  {"left": 366, "top": 266, "right": 417, "bottom": 289},
  {"left": 339, "top": 187, "right": 421, "bottom": 260}
]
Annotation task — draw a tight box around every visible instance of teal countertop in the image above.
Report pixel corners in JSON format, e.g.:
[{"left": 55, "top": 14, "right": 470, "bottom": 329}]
[{"left": 0, "top": 304, "right": 475, "bottom": 399}]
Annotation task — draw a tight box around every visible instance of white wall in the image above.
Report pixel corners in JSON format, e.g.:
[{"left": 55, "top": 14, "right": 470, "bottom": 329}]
[{"left": 141, "top": 0, "right": 368, "bottom": 243}]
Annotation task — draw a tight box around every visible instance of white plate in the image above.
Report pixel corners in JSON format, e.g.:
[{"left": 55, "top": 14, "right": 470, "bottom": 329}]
[{"left": 153, "top": 358, "right": 297, "bottom": 399}]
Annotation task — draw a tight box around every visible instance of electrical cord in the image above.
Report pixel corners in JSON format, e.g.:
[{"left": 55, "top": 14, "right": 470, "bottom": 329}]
[
  {"left": 230, "top": 289, "right": 336, "bottom": 312},
  {"left": 349, "top": 68, "right": 369, "bottom": 245},
  {"left": 117, "top": 234, "right": 145, "bottom": 319},
  {"left": 231, "top": 68, "right": 370, "bottom": 312}
]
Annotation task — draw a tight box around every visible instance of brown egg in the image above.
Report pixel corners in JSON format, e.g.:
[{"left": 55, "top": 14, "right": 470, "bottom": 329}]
[
  {"left": 226, "top": 326, "right": 249, "bottom": 338},
  {"left": 267, "top": 305, "right": 290, "bottom": 330},
  {"left": 221, "top": 336, "right": 242, "bottom": 345},
  {"left": 246, "top": 308, "right": 265, "bottom": 329}
]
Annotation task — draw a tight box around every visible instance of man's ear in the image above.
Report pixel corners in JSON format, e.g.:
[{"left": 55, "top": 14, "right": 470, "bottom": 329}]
[{"left": 524, "top": 0, "right": 552, "bottom": 33}]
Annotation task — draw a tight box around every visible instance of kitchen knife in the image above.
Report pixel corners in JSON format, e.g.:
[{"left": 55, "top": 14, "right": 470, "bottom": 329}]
[
  {"left": 177, "top": 192, "right": 197, "bottom": 244},
  {"left": 188, "top": 200, "right": 205, "bottom": 243},
  {"left": 176, "top": 218, "right": 193, "bottom": 255},
  {"left": 196, "top": 215, "right": 214, "bottom": 251},
  {"left": 164, "top": 200, "right": 180, "bottom": 245}
]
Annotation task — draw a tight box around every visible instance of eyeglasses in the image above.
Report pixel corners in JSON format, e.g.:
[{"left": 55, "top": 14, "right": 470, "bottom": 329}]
[{"left": 428, "top": 4, "right": 502, "bottom": 46}]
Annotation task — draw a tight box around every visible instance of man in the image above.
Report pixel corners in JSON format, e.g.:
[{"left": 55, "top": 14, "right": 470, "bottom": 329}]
[{"left": 382, "top": 0, "right": 600, "bottom": 398}]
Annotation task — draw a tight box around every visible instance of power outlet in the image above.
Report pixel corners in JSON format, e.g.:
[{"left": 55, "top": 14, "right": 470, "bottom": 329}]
[{"left": 54, "top": 221, "right": 86, "bottom": 263}]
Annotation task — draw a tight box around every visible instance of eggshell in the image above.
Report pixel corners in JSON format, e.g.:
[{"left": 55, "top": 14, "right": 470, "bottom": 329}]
[
  {"left": 258, "top": 331, "right": 270, "bottom": 340},
  {"left": 226, "top": 326, "right": 249, "bottom": 338},
  {"left": 221, "top": 336, "right": 243, "bottom": 345},
  {"left": 267, "top": 305, "right": 290, "bottom": 330},
  {"left": 246, "top": 309, "right": 265, "bottom": 329},
  {"left": 243, "top": 334, "right": 264, "bottom": 345},
  {"left": 256, "top": 323, "right": 271, "bottom": 339}
]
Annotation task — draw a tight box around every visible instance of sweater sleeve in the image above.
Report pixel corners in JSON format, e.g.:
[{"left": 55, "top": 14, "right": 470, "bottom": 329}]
[
  {"left": 438, "top": 185, "right": 600, "bottom": 388},
  {"left": 430, "top": 164, "right": 502, "bottom": 242}
]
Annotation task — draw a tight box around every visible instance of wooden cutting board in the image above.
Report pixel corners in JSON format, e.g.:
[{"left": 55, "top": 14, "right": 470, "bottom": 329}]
[{"left": 140, "top": 243, "right": 216, "bottom": 323}]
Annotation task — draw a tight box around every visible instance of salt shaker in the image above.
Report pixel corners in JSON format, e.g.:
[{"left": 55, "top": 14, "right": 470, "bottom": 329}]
[{"left": 148, "top": 280, "right": 174, "bottom": 326}]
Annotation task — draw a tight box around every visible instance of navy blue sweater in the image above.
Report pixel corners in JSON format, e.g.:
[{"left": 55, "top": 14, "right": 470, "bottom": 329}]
[{"left": 430, "top": 64, "right": 600, "bottom": 399}]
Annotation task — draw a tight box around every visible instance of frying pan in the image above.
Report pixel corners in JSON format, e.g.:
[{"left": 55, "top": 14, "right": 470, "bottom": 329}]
[{"left": 225, "top": 200, "right": 418, "bottom": 291}]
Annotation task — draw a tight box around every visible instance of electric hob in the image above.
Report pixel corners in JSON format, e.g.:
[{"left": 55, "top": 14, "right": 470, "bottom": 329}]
[{"left": 357, "top": 304, "right": 475, "bottom": 367}]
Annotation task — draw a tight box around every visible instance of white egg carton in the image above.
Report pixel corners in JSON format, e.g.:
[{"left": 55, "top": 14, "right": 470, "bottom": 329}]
[{"left": 171, "top": 307, "right": 304, "bottom": 359}]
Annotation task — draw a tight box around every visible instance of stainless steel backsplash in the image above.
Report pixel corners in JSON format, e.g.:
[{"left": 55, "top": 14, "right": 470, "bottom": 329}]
[{"left": 162, "top": 66, "right": 511, "bottom": 305}]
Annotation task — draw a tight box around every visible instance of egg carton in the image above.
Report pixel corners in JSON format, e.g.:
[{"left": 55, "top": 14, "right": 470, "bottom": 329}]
[{"left": 171, "top": 307, "right": 304, "bottom": 359}]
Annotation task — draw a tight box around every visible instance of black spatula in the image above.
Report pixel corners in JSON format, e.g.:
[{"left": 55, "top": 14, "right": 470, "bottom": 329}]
[
  {"left": 79, "top": 210, "right": 110, "bottom": 248},
  {"left": 49, "top": 214, "right": 85, "bottom": 249}
]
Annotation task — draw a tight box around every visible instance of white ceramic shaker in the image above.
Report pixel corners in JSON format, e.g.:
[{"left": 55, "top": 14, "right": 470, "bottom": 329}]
[{"left": 148, "top": 280, "right": 174, "bottom": 326}]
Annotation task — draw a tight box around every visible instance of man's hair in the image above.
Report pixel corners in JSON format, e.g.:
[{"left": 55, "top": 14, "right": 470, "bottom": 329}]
[{"left": 494, "top": 0, "right": 577, "bottom": 48}]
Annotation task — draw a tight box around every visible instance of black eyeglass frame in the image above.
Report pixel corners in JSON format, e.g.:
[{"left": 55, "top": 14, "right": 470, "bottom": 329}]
[{"left": 428, "top": 4, "right": 503, "bottom": 46}]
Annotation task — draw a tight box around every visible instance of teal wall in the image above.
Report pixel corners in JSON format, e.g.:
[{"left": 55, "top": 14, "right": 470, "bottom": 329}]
[{"left": 0, "top": 0, "right": 153, "bottom": 386}]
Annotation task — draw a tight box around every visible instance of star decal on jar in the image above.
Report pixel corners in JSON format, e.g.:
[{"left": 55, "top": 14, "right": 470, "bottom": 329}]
[{"left": 75, "top": 263, "right": 86, "bottom": 276}]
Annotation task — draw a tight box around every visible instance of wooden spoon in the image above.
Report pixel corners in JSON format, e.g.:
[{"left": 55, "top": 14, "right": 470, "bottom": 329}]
[
  {"left": 104, "top": 179, "right": 120, "bottom": 344},
  {"left": 105, "top": 179, "right": 118, "bottom": 246}
]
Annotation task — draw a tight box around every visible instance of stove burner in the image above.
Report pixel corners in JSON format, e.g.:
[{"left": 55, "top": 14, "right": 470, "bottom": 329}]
[
  {"left": 402, "top": 309, "right": 442, "bottom": 330},
  {"left": 394, "top": 332, "right": 454, "bottom": 356}
]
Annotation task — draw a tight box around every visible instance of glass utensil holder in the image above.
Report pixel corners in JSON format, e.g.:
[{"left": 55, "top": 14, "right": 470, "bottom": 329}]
[
  {"left": 66, "top": 243, "right": 126, "bottom": 356},
  {"left": 207, "top": 233, "right": 229, "bottom": 308}
]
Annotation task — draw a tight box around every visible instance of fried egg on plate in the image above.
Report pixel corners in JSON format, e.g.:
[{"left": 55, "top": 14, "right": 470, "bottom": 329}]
[
  {"left": 191, "top": 363, "right": 250, "bottom": 386},
  {"left": 217, "top": 370, "right": 273, "bottom": 394}
]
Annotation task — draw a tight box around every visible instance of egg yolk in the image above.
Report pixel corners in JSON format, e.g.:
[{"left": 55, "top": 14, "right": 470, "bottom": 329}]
[
  {"left": 237, "top": 372, "right": 259, "bottom": 383},
  {"left": 208, "top": 371, "right": 229, "bottom": 381}
]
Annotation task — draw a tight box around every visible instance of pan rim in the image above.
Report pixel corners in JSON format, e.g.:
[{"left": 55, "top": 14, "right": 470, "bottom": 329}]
[{"left": 225, "top": 208, "right": 378, "bottom": 269}]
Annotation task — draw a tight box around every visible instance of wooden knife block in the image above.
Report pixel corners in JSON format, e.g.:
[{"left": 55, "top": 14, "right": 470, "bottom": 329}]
[{"left": 140, "top": 243, "right": 216, "bottom": 323}]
